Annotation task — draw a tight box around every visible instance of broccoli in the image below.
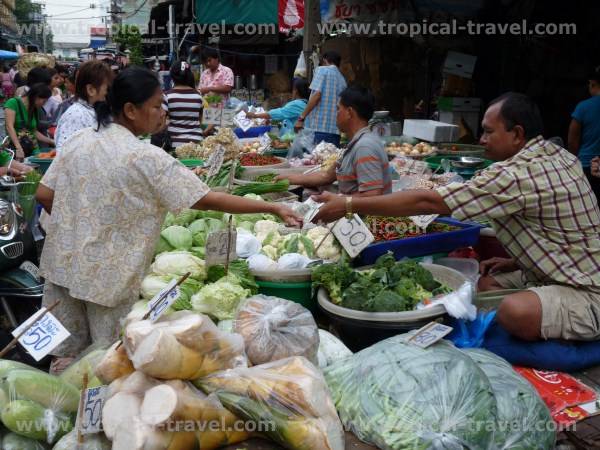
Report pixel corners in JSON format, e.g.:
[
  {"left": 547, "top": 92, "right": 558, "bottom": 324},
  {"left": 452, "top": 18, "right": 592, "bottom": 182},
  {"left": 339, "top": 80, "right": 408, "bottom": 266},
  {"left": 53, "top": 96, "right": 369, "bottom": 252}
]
[
  {"left": 374, "top": 252, "right": 396, "bottom": 270},
  {"left": 370, "top": 290, "right": 409, "bottom": 312},
  {"left": 312, "top": 261, "right": 356, "bottom": 304},
  {"left": 393, "top": 279, "right": 433, "bottom": 309},
  {"left": 341, "top": 275, "right": 382, "bottom": 311},
  {"left": 413, "top": 265, "right": 441, "bottom": 292}
]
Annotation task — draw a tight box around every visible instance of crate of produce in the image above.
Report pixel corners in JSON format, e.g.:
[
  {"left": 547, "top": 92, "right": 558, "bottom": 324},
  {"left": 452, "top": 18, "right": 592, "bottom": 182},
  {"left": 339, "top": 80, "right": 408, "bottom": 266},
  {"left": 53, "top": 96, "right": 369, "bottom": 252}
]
[{"left": 354, "top": 217, "right": 482, "bottom": 266}]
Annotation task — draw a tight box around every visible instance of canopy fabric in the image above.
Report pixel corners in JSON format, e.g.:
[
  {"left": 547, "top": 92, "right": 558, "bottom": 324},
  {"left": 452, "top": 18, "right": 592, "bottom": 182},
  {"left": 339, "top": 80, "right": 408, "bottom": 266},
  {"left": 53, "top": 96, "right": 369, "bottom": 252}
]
[{"left": 195, "top": 0, "right": 278, "bottom": 24}]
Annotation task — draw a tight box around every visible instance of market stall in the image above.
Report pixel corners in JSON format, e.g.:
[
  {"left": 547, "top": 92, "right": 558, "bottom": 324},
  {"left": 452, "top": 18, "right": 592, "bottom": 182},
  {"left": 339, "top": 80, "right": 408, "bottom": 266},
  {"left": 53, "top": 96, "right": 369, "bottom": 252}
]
[{"left": 0, "top": 119, "right": 583, "bottom": 450}]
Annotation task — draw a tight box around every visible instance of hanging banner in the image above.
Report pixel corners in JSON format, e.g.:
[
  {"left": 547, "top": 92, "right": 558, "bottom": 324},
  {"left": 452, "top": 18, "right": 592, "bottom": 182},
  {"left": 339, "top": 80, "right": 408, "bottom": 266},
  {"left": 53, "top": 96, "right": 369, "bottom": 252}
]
[
  {"left": 279, "top": 0, "right": 305, "bottom": 33},
  {"left": 196, "top": 0, "right": 278, "bottom": 25}
]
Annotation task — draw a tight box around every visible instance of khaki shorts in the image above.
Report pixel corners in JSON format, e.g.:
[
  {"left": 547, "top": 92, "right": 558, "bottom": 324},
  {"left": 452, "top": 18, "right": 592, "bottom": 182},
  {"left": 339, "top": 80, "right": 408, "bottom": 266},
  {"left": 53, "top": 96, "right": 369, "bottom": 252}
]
[
  {"left": 42, "top": 281, "right": 136, "bottom": 357},
  {"left": 492, "top": 271, "right": 600, "bottom": 341}
]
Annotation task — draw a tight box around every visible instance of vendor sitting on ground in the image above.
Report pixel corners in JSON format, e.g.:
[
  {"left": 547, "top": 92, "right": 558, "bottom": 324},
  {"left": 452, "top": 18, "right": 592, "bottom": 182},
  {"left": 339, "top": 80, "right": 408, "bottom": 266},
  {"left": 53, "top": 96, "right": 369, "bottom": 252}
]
[
  {"left": 276, "top": 86, "right": 391, "bottom": 197},
  {"left": 313, "top": 92, "right": 600, "bottom": 342},
  {"left": 245, "top": 78, "right": 309, "bottom": 131}
]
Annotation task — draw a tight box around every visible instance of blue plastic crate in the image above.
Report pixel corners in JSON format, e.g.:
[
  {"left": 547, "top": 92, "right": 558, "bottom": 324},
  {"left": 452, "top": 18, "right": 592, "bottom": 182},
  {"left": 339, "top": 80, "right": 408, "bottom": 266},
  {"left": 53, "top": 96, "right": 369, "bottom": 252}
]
[
  {"left": 234, "top": 126, "right": 272, "bottom": 139},
  {"left": 355, "top": 217, "right": 482, "bottom": 266}
]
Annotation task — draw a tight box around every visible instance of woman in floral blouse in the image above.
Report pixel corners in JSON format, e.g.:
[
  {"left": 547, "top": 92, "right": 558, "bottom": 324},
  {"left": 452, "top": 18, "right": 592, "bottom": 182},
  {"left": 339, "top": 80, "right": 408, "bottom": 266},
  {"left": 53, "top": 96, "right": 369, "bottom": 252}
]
[{"left": 35, "top": 67, "right": 301, "bottom": 372}]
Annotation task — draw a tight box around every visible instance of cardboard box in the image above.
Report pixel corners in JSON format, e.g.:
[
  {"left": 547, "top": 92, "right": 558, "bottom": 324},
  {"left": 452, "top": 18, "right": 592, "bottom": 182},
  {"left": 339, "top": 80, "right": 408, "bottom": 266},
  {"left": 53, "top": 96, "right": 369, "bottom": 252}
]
[{"left": 443, "top": 51, "right": 477, "bottom": 79}]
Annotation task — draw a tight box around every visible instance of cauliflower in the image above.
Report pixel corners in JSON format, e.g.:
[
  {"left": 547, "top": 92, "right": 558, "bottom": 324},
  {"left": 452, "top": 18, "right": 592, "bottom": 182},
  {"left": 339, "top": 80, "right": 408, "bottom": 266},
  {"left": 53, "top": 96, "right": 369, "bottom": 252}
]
[
  {"left": 254, "top": 220, "right": 280, "bottom": 236},
  {"left": 262, "top": 245, "right": 280, "bottom": 260},
  {"left": 278, "top": 233, "right": 314, "bottom": 258},
  {"left": 307, "top": 226, "right": 342, "bottom": 261}
]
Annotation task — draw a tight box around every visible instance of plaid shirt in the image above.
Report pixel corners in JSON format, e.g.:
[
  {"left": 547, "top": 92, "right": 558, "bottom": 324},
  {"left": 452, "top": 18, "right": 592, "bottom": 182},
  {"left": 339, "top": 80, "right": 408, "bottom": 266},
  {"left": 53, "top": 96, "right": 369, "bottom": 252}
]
[
  {"left": 305, "top": 66, "right": 347, "bottom": 135},
  {"left": 437, "top": 136, "right": 600, "bottom": 292}
]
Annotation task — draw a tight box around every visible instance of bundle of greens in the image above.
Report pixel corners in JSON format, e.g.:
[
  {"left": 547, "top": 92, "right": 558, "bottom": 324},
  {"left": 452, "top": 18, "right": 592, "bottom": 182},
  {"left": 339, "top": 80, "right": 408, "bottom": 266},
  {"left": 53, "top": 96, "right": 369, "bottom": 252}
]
[
  {"left": 202, "top": 161, "right": 244, "bottom": 188},
  {"left": 312, "top": 253, "right": 451, "bottom": 313},
  {"left": 232, "top": 179, "right": 289, "bottom": 196}
]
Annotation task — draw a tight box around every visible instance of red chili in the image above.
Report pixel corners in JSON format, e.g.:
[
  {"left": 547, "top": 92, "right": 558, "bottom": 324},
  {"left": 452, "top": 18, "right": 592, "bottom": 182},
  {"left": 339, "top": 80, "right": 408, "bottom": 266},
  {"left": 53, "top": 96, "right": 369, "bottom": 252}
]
[{"left": 240, "top": 154, "right": 280, "bottom": 166}]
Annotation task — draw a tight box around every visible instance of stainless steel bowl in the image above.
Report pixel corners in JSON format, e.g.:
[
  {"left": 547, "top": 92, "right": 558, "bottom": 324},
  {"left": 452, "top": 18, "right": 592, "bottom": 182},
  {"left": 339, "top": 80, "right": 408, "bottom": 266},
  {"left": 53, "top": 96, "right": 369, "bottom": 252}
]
[{"left": 450, "top": 156, "right": 485, "bottom": 169}]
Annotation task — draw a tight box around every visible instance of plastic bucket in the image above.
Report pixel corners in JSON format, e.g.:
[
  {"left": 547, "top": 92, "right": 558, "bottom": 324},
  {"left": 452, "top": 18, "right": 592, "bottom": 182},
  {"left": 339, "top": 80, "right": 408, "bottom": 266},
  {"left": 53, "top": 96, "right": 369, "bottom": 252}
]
[{"left": 256, "top": 280, "right": 315, "bottom": 312}]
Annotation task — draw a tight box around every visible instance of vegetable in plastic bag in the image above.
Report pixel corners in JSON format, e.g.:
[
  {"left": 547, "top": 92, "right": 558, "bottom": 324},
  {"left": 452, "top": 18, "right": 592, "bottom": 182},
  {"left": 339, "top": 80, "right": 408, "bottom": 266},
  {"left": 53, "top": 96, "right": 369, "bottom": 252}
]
[
  {"left": 191, "top": 275, "right": 251, "bottom": 321},
  {"left": 150, "top": 251, "right": 206, "bottom": 281},
  {"left": 3, "top": 431, "right": 50, "bottom": 449},
  {"left": 247, "top": 253, "right": 277, "bottom": 271},
  {"left": 160, "top": 226, "right": 193, "bottom": 250},
  {"left": 463, "top": 349, "right": 555, "bottom": 450},
  {"left": 234, "top": 295, "right": 320, "bottom": 365},
  {"left": 317, "top": 330, "right": 352, "bottom": 368},
  {"left": 236, "top": 231, "right": 262, "bottom": 258},
  {"left": 52, "top": 429, "right": 110, "bottom": 450},
  {"left": 197, "top": 356, "right": 344, "bottom": 450},
  {"left": 59, "top": 346, "right": 105, "bottom": 389},
  {"left": 277, "top": 253, "right": 312, "bottom": 270},
  {"left": 1, "top": 400, "right": 72, "bottom": 443},
  {"left": 324, "top": 335, "right": 497, "bottom": 449}
]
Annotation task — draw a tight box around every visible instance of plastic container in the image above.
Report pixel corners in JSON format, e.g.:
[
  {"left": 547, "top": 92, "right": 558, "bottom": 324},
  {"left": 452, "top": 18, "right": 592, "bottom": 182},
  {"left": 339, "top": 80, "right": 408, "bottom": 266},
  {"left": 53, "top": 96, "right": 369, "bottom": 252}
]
[
  {"left": 424, "top": 155, "right": 493, "bottom": 179},
  {"left": 27, "top": 157, "right": 53, "bottom": 174},
  {"left": 256, "top": 280, "right": 315, "bottom": 312},
  {"left": 179, "top": 158, "right": 204, "bottom": 168},
  {"left": 234, "top": 126, "right": 272, "bottom": 139},
  {"left": 317, "top": 263, "right": 468, "bottom": 351},
  {"left": 355, "top": 217, "right": 482, "bottom": 266},
  {"left": 402, "top": 119, "right": 459, "bottom": 142},
  {"left": 434, "top": 257, "right": 479, "bottom": 283},
  {"left": 240, "top": 156, "right": 289, "bottom": 169}
]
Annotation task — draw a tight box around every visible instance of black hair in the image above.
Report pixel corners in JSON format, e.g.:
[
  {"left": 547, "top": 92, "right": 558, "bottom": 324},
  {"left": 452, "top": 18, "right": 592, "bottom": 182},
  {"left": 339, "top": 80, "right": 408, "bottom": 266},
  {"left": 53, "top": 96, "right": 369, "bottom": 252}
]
[
  {"left": 488, "top": 92, "right": 544, "bottom": 140},
  {"left": 95, "top": 66, "right": 161, "bottom": 129},
  {"left": 46, "top": 67, "right": 57, "bottom": 77},
  {"left": 589, "top": 65, "right": 600, "bottom": 84},
  {"left": 25, "top": 83, "right": 52, "bottom": 127},
  {"left": 322, "top": 51, "right": 341, "bottom": 67},
  {"left": 75, "top": 60, "right": 113, "bottom": 102},
  {"left": 2, "top": 66, "right": 8, "bottom": 73},
  {"left": 202, "top": 48, "right": 220, "bottom": 62},
  {"left": 26, "top": 67, "right": 51, "bottom": 87},
  {"left": 170, "top": 59, "right": 195, "bottom": 88},
  {"left": 293, "top": 78, "right": 309, "bottom": 100},
  {"left": 339, "top": 86, "right": 375, "bottom": 121}
]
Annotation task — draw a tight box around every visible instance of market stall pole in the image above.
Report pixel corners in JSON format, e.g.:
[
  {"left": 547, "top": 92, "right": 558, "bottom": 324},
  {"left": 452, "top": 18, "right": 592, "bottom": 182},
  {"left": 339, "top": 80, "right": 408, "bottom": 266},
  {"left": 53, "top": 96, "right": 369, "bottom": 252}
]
[{"left": 303, "top": 0, "right": 321, "bottom": 81}]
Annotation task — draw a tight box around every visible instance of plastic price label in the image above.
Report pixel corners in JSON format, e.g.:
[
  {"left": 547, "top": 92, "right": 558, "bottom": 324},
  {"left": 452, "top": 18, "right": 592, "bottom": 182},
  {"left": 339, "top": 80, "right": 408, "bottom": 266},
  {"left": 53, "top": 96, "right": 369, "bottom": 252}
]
[
  {"left": 331, "top": 214, "right": 375, "bottom": 258},
  {"left": 79, "top": 386, "right": 107, "bottom": 435},
  {"left": 408, "top": 322, "right": 453, "bottom": 348},
  {"left": 148, "top": 279, "right": 180, "bottom": 322},
  {"left": 12, "top": 309, "right": 70, "bottom": 361},
  {"left": 205, "top": 229, "right": 237, "bottom": 266},
  {"left": 409, "top": 214, "right": 439, "bottom": 229}
]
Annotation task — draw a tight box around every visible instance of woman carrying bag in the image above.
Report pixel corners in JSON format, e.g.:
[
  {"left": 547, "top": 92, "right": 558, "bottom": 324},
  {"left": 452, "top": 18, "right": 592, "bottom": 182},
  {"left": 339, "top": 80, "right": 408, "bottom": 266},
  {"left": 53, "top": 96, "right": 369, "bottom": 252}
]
[{"left": 4, "top": 83, "right": 55, "bottom": 160}]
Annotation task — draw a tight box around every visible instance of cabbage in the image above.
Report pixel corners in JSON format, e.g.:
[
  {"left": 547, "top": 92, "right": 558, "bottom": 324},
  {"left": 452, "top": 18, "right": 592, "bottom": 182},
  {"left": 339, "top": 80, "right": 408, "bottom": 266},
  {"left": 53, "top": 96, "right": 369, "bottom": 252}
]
[
  {"left": 161, "top": 226, "right": 193, "bottom": 250},
  {"left": 150, "top": 251, "right": 206, "bottom": 280},
  {"left": 154, "top": 236, "right": 174, "bottom": 256},
  {"left": 139, "top": 274, "right": 202, "bottom": 309},
  {"left": 191, "top": 274, "right": 251, "bottom": 320},
  {"left": 140, "top": 274, "right": 172, "bottom": 299},
  {"left": 196, "top": 210, "right": 224, "bottom": 220},
  {"left": 237, "top": 221, "right": 254, "bottom": 233},
  {"left": 205, "top": 218, "right": 224, "bottom": 234},
  {"left": 188, "top": 219, "right": 208, "bottom": 235},
  {"left": 172, "top": 209, "right": 198, "bottom": 226},
  {"left": 190, "top": 247, "right": 205, "bottom": 259}
]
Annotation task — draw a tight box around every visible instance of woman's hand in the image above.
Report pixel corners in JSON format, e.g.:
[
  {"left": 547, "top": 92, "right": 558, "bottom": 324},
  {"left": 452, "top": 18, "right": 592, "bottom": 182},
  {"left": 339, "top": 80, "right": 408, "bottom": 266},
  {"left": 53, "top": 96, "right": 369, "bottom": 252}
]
[
  {"left": 311, "top": 192, "right": 346, "bottom": 224},
  {"left": 272, "top": 204, "right": 302, "bottom": 227},
  {"left": 245, "top": 112, "right": 255, "bottom": 119},
  {"left": 15, "top": 148, "right": 25, "bottom": 161},
  {"left": 274, "top": 174, "right": 295, "bottom": 184},
  {"left": 479, "top": 257, "right": 518, "bottom": 276}
]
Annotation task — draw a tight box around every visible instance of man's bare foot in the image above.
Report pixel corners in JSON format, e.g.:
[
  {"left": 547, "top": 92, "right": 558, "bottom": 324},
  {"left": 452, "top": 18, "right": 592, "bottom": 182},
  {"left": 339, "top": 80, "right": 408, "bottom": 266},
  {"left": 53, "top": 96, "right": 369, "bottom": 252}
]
[{"left": 49, "top": 356, "right": 75, "bottom": 375}]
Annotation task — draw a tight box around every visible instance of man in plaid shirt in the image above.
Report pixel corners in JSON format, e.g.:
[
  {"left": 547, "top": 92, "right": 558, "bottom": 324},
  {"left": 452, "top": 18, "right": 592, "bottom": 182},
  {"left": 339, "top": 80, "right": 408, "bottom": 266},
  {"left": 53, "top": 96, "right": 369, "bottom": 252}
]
[
  {"left": 313, "top": 93, "right": 600, "bottom": 342},
  {"left": 295, "top": 51, "right": 347, "bottom": 146}
]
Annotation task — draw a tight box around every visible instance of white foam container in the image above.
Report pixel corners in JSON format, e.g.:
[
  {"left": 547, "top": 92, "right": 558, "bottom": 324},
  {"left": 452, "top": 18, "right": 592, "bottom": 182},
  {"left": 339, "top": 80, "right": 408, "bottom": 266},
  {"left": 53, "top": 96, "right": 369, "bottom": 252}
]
[{"left": 403, "top": 119, "right": 459, "bottom": 143}]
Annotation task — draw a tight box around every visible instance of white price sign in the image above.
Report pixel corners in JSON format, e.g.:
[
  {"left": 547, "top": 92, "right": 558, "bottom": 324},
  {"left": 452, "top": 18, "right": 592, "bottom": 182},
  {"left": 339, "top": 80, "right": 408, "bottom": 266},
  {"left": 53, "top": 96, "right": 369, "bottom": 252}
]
[
  {"left": 205, "top": 230, "right": 237, "bottom": 266},
  {"left": 12, "top": 309, "right": 70, "bottom": 361},
  {"left": 79, "top": 385, "right": 107, "bottom": 435},
  {"left": 148, "top": 279, "right": 180, "bottom": 322},
  {"left": 408, "top": 322, "right": 453, "bottom": 349},
  {"left": 205, "top": 145, "right": 225, "bottom": 179},
  {"left": 409, "top": 214, "right": 439, "bottom": 229},
  {"left": 202, "top": 105, "right": 223, "bottom": 125},
  {"left": 258, "top": 133, "right": 272, "bottom": 153},
  {"left": 221, "top": 108, "right": 236, "bottom": 127},
  {"left": 331, "top": 214, "right": 375, "bottom": 258}
]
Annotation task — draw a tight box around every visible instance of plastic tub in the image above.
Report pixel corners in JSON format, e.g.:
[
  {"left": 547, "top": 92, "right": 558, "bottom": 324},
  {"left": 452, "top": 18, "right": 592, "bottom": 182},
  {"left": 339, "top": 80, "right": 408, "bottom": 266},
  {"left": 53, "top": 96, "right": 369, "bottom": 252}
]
[
  {"left": 424, "top": 155, "right": 493, "bottom": 179},
  {"left": 239, "top": 156, "right": 289, "bottom": 170},
  {"left": 27, "top": 157, "right": 53, "bottom": 174},
  {"left": 234, "top": 126, "right": 272, "bottom": 139},
  {"left": 257, "top": 280, "right": 315, "bottom": 312},
  {"left": 179, "top": 158, "right": 204, "bottom": 168},
  {"left": 317, "top": 263, "right": 467, "bottom": 351},
  {"left": 355, "top": 217, "right": 482, "bottom": 266}
]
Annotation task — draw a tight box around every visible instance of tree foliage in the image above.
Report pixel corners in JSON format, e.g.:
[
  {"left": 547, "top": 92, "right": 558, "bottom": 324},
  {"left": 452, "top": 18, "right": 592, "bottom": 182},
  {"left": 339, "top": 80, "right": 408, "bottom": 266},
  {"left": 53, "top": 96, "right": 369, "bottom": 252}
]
[{"left": 114, "top": 25, "right": 143, "bottom": 66}]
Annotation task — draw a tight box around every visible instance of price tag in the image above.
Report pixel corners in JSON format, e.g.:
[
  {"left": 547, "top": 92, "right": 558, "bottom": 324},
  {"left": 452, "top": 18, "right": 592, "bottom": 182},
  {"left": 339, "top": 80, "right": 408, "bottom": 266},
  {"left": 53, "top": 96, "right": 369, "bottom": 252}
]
[
  {"left": 202, "top": 105, "right": 223, "bottom": 125},
  {"left": 19, "top": 261, "right": 40, "bottom": 282},
  {"left": 205, "top": 229, "right": 237, "bottom": 266},
  {"left": 221, "top": 108, "right": 236, "bottom": 127},
  {"left": 331, "top": 214, "right": 375, "bottom": 258},
  {"left": 408, "top": 322, "right": 453, "bottom": 348},
  {"left": 78, "top": 385, "right": 107, "bottom": 435},
  {"left": 205, "top": 145, "right": 225, "bottom": 179},
  {"left": 258, "top": 133, "right": 272, "bottom": 153},
  {"left": 12, "top": 309, "right": 70, "bottom": 361},
  {"left": 234, "top": 111, "right": 253, "bottom": 132},
  {"left": 409, "top": 214, "right": 439, "bottom": 229},
  {"left": 148, "top": 279, "right": 180, "bottom": 322}
]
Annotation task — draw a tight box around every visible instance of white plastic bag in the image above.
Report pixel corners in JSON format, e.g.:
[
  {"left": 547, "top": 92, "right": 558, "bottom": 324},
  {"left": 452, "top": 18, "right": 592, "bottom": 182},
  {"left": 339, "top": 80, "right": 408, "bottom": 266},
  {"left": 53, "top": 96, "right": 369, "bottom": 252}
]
[
  {"left": 317, "top": 330, "right": 352, "bottom": 368},
  {"left": 247, "top": 253, "right": 277, "bottom": 271},
  {"left": 236, "top": 231, "right": 262, "bottom": 258},
  {"left": 277, "top": 253, "right": 312, "bottom": 270},
  {"left": 294, "top": 53, "right": 307, "bottom": 78},
  {"left": 419, "top": 281, "right": 476, "bottom": 320}
]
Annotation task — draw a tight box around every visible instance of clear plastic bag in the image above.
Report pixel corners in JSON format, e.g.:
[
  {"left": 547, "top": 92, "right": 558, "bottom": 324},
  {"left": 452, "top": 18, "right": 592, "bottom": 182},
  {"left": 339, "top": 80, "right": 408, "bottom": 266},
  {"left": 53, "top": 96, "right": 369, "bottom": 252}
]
[
  {"left": 1, "top": 364, "right": 78, "bottom": 444},
  {"left": 288, "top": 129, "right": 315, "bottom": 159},
  {"left": 59, "top": 344, "right": 107, "bottom": 389},
  {"left": 234, "top": 295, "right": 320, "bottom": 365},
  {"left": 317, "top": 330, "right": 352, "bottom": 368},
  {"left": 52, "top": 429, "right": 110, "bottom": 450},
  {"left": 197, "top": 356, "right": 345, "bottom": 450},
  {"left": 418, "top": 281, "right": 477, "bottom": 320},
  {"left": 123, "top": 310, "right": 247, "bottom": 380},
  {"left": 464, "top": 349, "right": 555, "bottom": 450},
  {"left": 324, "top": 335, "right": 498, "bottom": 450}
]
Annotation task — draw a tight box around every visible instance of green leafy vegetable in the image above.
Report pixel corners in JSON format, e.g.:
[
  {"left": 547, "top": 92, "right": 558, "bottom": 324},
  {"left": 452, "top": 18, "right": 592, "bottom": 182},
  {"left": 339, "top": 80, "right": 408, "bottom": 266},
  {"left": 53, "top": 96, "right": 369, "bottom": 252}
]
[
  {"left": 232, "top": 180, "right": 290, "bottom": 196},
  {"left": 161, "top": 225, "right": 193, "bottom": 250}
]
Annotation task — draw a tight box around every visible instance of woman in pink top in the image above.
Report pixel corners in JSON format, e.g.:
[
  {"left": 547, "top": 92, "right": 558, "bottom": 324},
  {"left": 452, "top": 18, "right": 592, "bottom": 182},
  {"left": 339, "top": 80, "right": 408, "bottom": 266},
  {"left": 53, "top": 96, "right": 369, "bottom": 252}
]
[{"left": 1, "top": 65, "right": 14, "bottom": 99}]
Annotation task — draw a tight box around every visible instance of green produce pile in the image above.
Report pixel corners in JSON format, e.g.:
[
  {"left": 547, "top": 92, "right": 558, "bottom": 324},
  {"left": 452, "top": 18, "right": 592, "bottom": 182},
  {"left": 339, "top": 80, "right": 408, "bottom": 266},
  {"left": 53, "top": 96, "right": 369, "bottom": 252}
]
[
  {"left": 312, "top": 253, "right": 451, "bottom": 312},
  {"left": 202, "top": 160, "right": 244, "bottom": 188},
  {"left": 232, "top": 179, "right": 289, "bottom": 196},
  {"left": 254, "top": 173, "right": 277, "bottom": 182},
  {"left": 324, "top": 339, "right": 554, "bottom": 450}
]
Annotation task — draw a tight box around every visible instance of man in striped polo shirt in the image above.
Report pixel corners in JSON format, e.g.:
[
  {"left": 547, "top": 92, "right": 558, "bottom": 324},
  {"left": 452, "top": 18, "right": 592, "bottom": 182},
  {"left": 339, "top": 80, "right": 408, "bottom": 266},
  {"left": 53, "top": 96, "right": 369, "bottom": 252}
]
[
  {"left": 313, "top": 92, "right": 600, "bottom": 343},
  {"left": 278, "top": 86, "right": 391, "bottom": 197}
]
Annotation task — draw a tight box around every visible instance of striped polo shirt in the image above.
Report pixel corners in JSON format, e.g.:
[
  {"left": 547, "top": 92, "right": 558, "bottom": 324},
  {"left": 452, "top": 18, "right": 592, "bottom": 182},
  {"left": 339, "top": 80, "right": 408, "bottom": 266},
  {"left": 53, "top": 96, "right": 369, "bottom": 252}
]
[
  {"left": 163, "top": 88, "right": 203, "bottom": 148},
  {"left": 336, "top": 127, "right": 392, "bottom": 195}
]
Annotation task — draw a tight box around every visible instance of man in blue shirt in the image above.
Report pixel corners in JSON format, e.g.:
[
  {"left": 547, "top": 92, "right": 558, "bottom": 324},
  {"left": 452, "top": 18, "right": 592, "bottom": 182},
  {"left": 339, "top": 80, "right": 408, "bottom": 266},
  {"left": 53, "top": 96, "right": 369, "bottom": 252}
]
[
  {"left": 569, "top": 66, "right": 600, "bottom": 203},
  {"left": 295, "top": 51, "right": 347, "bottom": 146},
  {"left": 246, "top": 78, "right": 309, "bottom": 135}
]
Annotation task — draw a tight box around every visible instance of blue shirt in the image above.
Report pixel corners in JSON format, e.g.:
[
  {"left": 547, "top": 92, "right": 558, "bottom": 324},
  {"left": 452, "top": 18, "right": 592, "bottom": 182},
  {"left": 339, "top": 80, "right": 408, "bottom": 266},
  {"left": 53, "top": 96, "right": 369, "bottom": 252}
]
[
  {"left": 305, "top": 66, "right": 347, "bottom": 135},
  {"left": 572, "top": 96, "right": 600, "bottom": 167},
  {"left": 269, "top": 99, "right": 307, "bottom": 123}
]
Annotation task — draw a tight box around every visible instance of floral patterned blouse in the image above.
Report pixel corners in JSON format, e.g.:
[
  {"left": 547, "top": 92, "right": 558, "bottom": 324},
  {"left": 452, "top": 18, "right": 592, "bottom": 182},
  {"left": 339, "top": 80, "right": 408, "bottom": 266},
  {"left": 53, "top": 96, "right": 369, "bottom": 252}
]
[
  {"left": 39, "top": 123, "right": 210, "bottom": 307},
  {"left": 55, "top": 99, "right": 97, "bottom": 152}
]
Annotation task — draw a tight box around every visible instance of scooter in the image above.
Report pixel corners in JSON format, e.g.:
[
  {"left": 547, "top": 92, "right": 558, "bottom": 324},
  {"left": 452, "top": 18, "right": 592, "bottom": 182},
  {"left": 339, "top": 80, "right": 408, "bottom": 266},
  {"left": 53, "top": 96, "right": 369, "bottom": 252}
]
[{"left": 0, "top": 145, "right": 45, "bottom": 366}]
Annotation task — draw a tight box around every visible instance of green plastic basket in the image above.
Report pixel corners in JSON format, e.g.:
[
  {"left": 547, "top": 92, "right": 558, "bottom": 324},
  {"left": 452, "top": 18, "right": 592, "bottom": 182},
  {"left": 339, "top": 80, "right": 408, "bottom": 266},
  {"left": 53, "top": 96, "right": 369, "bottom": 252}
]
[
  {"left": 256, "top": 280, "right": 315, "bottom": 312},
  {"left": 27, "top": 158, "right": 53, "bottom": 174},
  {"left": 179, "top": 159, "right": 205, "bottom": 168},
  {"left": 425, "top": 155, "right": 493, "bottom": 179}
]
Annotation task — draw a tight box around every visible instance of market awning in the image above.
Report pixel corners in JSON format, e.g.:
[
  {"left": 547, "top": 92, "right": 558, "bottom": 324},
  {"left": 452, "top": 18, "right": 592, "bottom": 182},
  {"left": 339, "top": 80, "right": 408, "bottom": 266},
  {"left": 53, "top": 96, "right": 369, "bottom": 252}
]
[
  {"left": 195, "top": 0, "right": 278, "bottom": 24},
  {"left": 0, "top": 50, "right": 18, "bottom": 59}
]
